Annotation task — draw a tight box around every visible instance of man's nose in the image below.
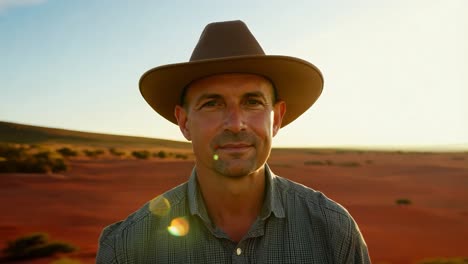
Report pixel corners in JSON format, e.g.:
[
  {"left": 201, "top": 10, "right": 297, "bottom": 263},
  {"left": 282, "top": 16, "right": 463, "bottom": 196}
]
[{"left": 223, "top": 105, "right": 246, "bottom": 133}]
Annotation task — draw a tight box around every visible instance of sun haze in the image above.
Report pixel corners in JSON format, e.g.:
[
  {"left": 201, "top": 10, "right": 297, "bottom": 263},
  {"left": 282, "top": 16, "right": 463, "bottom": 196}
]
[{"left": 0, "top": 0, "right": 466, "bottom": 150}]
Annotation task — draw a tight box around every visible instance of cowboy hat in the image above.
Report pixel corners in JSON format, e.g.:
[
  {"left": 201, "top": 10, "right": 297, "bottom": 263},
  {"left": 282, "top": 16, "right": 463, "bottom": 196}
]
[{"left": 139, "top": 20, "right": 323, "bottom": 127}]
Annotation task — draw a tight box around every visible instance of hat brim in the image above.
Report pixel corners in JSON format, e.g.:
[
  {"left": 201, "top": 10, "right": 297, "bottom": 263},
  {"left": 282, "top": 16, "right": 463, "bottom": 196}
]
[{"left": 139, "top": 55, "right": 323, "bottom": 128}]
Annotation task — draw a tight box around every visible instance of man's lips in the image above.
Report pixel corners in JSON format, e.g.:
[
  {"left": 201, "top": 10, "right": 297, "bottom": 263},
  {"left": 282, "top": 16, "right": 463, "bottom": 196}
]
[{"left": 215, "top": 143, "right": 253, "bottom": 150}]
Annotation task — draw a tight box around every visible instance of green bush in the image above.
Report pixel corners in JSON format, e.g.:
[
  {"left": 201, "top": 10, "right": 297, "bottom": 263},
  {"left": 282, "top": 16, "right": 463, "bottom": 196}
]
[
  {"left": 154, "top": 150, "right": 167, "bottom": 159},
  {"left": 132, "top": 150, "right": 151, "bottom": 159},
  {"left": 33, "top": 151, "right": 68, "bottom": 173},
  {"left": 83, "top": 149, "right": 104, "bottom": 158},
  {"left": 0, "top": 144, "right": 28, "bottom": 160},
  {"left": 0, "top": 145, "right": 68, "bottom": 173},
  {"left": 1, "top": 233, "right": 77, "bottom": 261},
  {"left": 56, "top": 147, "right": 78, "bottom": 157},
  {"left": 109, "top": 147, "right": 125, "bottom": 157},
  {"left": 304, "top": 160, "right": 326, "bottom": 166},
  {"left": 396, "top": 198, "right": 412, "bottom": 205},
  {"left": 336, "top": 161, "right": 360, "bottom": 167},
  {"left": 50, "top": 257, "right": 82, "bottom": 264},
  {"left": 304, "top": 160, "right": 359, "bottom": 167},
  {"left": 175, "top": 153, "right": 188, "bottom": 160}
]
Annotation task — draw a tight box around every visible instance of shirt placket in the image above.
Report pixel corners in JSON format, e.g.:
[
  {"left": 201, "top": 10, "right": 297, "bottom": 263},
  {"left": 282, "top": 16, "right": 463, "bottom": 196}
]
[
  {"left": 232, "top": 217, "right": 267, "bottom": 264},
  {"left": 231, "top": 241, "right": 247, "bottom": 264}
]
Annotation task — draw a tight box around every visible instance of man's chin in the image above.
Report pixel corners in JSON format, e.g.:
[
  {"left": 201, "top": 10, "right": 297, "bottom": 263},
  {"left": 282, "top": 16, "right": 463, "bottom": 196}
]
[{"left": 214, "top": 160, "right": 259, "bottom": 178}]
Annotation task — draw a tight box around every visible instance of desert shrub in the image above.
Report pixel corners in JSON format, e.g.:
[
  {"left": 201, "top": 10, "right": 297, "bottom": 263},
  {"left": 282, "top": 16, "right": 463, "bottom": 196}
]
[
  {"left": 0, "top": 145, "right": 68, "bottom": 173},
  {"left": 56, "top": 147, "right": 78, "bottom": 157},
  {"left": 82, "top": 149, "right": 104, "bottom": 158},
  {"left": 52, "top": 158, "right": 67, "bottom": 172},
  {"left": 50, "top": 257, "right": 82, "bottom": 264},
  {"left": 418, "top": 257, "right": 468, "bottom": 264},
  {"left": 396, "top": 198, "right": 412, "bottom": 205},
  {"left": 304, "top": 160, "right": 360, "bottom": 167},
  {"left": 304, "top": 160, "right": 326, "bottom": 166},
  {"left": 154, "top": 150, "right": 167, "bottom": 159},
  {"left": 0, "top": 144, "right": 24, "bottom": 172},
  {"left": 29, "top": 151, "right": 67, "bottom": 173},
  {"left": 82, "top": 150, "right": 94, "bottom": 157},
  {"left": 336, "top": 161, "right": 360, "bottom": 167},
  {"left": 132, "top": 150, "right": 151, "bottom": 159},
  {"left": 271, "top": 163, "right": 292, "bottom": 168},
  {"left": 109, "top": 147, "right": 125, "bottom": 157},
  {"left": 0, "top": 144, "right": 27, "bottom": 159},
  {"left": 1, "top": 233, "right": 77, "bottom": 262},
  {"left": 175, "top": 153, "right": 188, "bottom": 160}
]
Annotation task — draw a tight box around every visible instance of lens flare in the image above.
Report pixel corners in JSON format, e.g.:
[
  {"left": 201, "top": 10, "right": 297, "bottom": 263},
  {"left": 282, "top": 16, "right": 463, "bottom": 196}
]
[
  {"left": 149, "top": 195, "right": 171, "bottom": 216},
  {"left": 167, "top": 217, "right": 189, "bottom": 237},
  {"left": 213, "top": 154, "right": 219, "bottom": 160}
]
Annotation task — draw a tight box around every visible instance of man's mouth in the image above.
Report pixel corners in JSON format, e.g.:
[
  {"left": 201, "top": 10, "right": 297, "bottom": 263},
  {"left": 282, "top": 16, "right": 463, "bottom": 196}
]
[{"left": 215, "top": 143, "right": 253, "bottom": 151}]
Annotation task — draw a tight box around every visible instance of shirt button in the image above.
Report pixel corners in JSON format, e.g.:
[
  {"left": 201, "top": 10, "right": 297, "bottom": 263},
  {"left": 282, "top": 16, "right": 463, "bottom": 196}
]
[{"left": 236, "top": 248, "right": 242, "bottom": 256}]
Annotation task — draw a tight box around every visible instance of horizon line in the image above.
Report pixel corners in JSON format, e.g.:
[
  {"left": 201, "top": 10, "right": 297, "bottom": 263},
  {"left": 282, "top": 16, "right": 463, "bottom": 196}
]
[{"left": 1, "top": 119, "right": 467, "bottom": 152}]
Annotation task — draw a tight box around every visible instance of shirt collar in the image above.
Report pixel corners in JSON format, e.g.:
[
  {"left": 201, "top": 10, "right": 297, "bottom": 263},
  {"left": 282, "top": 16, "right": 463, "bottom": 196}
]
[
  {"left": 187, "top": 164, "right": 285, "bottom": 223},
  {"left": 260, "top": 164, "right": 285, "bottom": 219}
]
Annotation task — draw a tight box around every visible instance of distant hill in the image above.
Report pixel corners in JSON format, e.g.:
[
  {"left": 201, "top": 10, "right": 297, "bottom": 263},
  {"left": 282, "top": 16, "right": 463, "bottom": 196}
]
[
  {"left": 2, "top": 121, "right": 466, "bottom": 152},
  {"left": 0, "top": 121, "right": 191, "bottom": 149}
]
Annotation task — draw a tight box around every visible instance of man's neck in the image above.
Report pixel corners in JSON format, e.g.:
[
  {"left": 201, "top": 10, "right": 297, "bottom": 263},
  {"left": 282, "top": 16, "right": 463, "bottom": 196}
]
[{"left": 196, "top": 166, "right": 266, "bottom": 241}]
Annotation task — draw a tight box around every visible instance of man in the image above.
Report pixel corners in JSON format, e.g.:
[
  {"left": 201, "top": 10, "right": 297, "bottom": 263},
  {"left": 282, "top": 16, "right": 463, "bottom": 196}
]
[{"left": 97, "top": 20, "right": 370, "bottom": 263}]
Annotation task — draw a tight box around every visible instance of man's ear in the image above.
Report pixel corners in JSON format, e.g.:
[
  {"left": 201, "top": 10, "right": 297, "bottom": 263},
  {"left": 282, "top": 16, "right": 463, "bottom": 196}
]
[
  {"left": 174, "top": 105, "right": 191, "bottom": 141},
  {"left": 272, "top": 100, "right": 286, "bottom": 137}
]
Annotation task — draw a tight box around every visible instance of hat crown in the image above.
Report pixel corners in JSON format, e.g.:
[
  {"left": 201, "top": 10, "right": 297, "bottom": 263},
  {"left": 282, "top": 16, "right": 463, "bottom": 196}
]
[{"left": 190, "top": 20, "right": 265, "bottom": 61}]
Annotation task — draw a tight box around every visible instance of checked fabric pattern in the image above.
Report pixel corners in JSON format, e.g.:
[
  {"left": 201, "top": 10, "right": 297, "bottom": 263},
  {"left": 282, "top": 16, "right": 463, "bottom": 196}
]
[{"left": 97, "top": 165, "right": 370, "bottom": 263}]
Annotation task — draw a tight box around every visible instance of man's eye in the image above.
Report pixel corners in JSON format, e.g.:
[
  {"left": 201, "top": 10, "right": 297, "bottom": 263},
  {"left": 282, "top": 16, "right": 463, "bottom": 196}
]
[
  {"left": 201, "top": 100, "right": 221, "bottom": 108},
  {"left": 246, "top": 99, "right": 263, "bottom": 106}
]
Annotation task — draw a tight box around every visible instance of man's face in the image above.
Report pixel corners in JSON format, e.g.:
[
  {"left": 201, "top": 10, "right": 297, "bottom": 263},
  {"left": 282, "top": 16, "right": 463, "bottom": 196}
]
[{"left": 175, "top": 73, "right": 286, "bottom": 178}]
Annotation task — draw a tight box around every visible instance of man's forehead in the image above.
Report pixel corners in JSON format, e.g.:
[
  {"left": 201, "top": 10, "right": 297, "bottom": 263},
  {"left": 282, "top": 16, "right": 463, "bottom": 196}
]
[
  {"left": 179, "top": 73, "right": 277, "bottom": 107},
  {"left": 186, "top": 73, "right": 273, "bottom": 95},
  {"left": 193, "top": 73, "right": 271, "bottom": 86}
]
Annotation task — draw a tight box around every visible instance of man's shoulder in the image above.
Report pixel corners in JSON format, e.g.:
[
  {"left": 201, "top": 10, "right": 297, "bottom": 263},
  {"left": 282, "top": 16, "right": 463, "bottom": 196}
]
[
  {"left": 99, "top": 181, "right": 189, "bottom": 243},
  {"left": 274, "top": 175, "right": 351, "bottom": 219},
  {"left": 274, "top": 175, "right": 370, "bottom": 263}
]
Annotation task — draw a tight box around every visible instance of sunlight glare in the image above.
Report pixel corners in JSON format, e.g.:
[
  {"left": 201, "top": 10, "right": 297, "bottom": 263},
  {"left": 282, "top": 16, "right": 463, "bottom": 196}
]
[
  {"left": 167, "top": 217, "right": 189, "bottom": 237},
  {"left": 149, "top": 195, "right": 171, "bottom": 216}
]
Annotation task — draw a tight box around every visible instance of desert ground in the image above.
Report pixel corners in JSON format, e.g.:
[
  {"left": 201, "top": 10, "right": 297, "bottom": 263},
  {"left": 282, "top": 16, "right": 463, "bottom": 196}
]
[{"left": 1, "top": 147, "right": 468, "bottom": 264}]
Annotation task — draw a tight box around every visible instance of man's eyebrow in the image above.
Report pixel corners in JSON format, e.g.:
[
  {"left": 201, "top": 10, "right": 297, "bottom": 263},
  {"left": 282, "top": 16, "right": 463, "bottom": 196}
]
[
  {"left": 190, "top": 91, "right": 271, "bottom": 106},
  {"left": 243, "top": 91, "right": 269, "bottom": 102},
  {"left": 193, "top": 93, "right": 223, "bottom": 104}
]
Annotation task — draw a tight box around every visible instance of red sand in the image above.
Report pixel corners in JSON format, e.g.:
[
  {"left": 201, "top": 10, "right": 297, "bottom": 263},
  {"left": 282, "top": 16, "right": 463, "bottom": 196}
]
[{"left": 1, "top": 150, "right": 467, "bottom": 263}]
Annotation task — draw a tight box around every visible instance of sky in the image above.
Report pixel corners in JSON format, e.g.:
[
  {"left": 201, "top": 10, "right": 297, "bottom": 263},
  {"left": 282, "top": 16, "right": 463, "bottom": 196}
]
[{"left": 1, "top": 0, "right": 467, "bottom": 149}]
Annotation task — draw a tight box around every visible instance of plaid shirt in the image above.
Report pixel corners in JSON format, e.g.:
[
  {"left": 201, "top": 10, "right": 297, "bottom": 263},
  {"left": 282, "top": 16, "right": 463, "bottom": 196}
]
[{"left": 97, "top": 165, "right": 370, "bottom": 263}]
